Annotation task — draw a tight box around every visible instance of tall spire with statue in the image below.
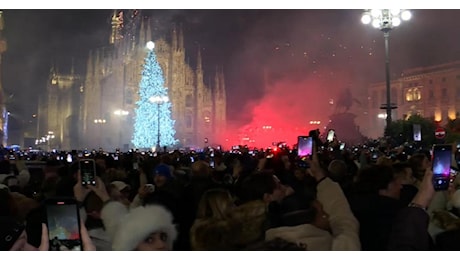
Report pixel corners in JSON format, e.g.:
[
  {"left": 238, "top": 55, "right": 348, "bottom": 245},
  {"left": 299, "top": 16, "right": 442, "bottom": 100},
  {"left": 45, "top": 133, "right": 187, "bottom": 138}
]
[
  {"left": 325, "top": 88, "right": 365, "bottom": 145},
  {"left": 110, "top": 10, "right": 123, "bottom": 45}
]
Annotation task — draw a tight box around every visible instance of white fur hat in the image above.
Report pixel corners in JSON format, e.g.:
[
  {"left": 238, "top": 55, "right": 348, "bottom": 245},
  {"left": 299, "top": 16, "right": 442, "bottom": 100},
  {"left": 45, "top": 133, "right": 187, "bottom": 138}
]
[{"left": 112, "top": 205, "right": 177, "bottom": 251}]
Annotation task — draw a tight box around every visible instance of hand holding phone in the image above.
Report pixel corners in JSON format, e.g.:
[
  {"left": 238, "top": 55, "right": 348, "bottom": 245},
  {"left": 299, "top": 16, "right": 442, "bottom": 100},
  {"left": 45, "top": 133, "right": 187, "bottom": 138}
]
[
  {"left": 138, "top": 184, "right": 155, "bottom": 199},
  {"left": 45, "top": 198, "right": 83, "bottom": 251},
  {"left": 79, "top": 159, "right": 96, "bottom": 186},
  {"left": 407, "top": 167, "right": 435, "bottom": 212},
  {"left": 432, "top": 144, "right": 452, "bottom": 191},
  {"left": 297, "top": 136, "right": 313, "bottom": 158},
  {"left": 86, "top": 176, "right": 110, "bottom": 203},
  {"left": 145, "top": 184, "right": 155, "bottom": 193},
  {"left": 133, "top": 162, "right": 139, "bottom": 170},
  {"left": 327, "top": 129, "right": 335, "bottom": 142},
  {"left": 413, "top": 124, "right": 422, "bottom": 141},
  {"left": 210, "top": 158, "right": 215, "bottom": 168},
  {"left": 40, "top": 221, "right": 96, "bottom": 251},
  {"left": 304, "top": 141, "right": 325, "bottom": 182},
  {"left": 73, "top": 171, "right": 91, "bottom": 203}
]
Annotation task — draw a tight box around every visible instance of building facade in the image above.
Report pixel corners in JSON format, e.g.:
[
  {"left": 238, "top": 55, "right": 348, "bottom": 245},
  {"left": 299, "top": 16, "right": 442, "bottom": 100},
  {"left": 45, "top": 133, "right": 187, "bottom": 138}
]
[
  {"left": 39, "top": 10, "right": 226, "bottom": 151},
  {"left": 365, "top": 61, "right": 460, "bottom": 139},
  {"left": 37, "top": 66, "right": 83, "bottom": 150}
]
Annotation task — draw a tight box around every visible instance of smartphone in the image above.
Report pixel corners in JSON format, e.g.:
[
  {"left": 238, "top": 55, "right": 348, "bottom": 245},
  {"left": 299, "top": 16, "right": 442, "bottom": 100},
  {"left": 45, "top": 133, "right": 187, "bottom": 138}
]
[
  {"left": 297, "top": 136, "right": 313, "bottom": 158},
  {"left": 66, "top": 154, "right": 73, "bottom": 163},
  {"left": 145, "top": 184, "right": 155, "bottom": 193},
  {"left": 413, "top": 124, "right": 422, "bottom": 141},
  {"left": 210, "top": 158, "right": 215, "bottom": 168},
  {"left": 79, "top": 159, "right": 96, "bottom": 186},
  {"left": 45, "top": 198, "right": 82, "bottom": 251},
  {"left": 432, "top": 144, "right": 452, "bottom": 191},
  {"left": 371, "top": 152, "right": 379, "bottom": 161},
  {"left": 339, "top": 143, "right": 345, "bottom": 151},
  {"left": 327, "top": 129, "right": 335, "bottom": 142}
]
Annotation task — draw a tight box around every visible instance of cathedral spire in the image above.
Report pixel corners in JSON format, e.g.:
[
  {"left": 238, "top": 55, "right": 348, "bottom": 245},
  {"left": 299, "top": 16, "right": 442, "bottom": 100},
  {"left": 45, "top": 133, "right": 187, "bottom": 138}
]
[
  {"left": 70, "top": 57, "right": 75, "bottom": 76},
  {"left": 110, "top": 10, "right": 123, "bottom": 45},
  {"left": 146, "top": 18, "right": 152, "bottom": 43},
  {"left": 178, "top": 23, "right": 184, "bottom": 51},
  {"left": 110, "top": 10, "right": 118, "bottom": 44},
  {"left": 85, "top": 50, "right": 93, "bottom": 81},
  {"left": 171, "top": 23, "right": 178, "bottom": 51},
  {"left": 49, "top": 61, "right": 56, "bottom": 76},
  {"left": 219, "top": 66, "right": 226, "bottom": 97},
  {"left": 214, "top": 66, "right": 220, "bottom": 92},
  {"left": 196, "top": 45, "right": 202, "bottom": 73},
  {"left": 94, "top": 49, "right": 100, "bottom": 78},
  {"left": 139, "top": 16, "right": 145, "bottom": 47},
  {"left": 54, "top": 60, "right": 60, "bottom": 75}
]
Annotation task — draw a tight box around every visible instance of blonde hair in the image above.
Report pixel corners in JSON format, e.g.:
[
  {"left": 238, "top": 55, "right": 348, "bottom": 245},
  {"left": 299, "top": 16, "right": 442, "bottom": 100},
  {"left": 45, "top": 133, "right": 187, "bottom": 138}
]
[
  {"left": 196, "top": 189, "right": 234, "bottom": 220},
  {"left": 191, "top": 161, "right": 211, "bottom": 177}
]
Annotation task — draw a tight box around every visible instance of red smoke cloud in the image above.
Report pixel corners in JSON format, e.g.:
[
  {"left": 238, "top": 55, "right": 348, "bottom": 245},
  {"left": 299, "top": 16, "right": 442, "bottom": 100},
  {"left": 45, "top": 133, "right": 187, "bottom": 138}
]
[{"left": 216, "top": 76, "right": 342, "bottom": 149}]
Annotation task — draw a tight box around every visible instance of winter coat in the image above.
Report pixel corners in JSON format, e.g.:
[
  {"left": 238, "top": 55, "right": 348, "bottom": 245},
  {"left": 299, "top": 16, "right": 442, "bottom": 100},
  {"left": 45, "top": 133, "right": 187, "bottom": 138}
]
[
  {"left": 265, "top": 177, "right": 361, "bottom": 250},
  {"left": 190, "top": 199, "right": 269, "bottom": 250}
]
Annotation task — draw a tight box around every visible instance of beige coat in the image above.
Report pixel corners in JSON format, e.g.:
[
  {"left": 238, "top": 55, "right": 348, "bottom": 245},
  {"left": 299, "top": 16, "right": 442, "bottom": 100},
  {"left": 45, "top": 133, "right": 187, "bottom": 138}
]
[{"left": 265, "top": 177, "right": 361, "bottom": 250}]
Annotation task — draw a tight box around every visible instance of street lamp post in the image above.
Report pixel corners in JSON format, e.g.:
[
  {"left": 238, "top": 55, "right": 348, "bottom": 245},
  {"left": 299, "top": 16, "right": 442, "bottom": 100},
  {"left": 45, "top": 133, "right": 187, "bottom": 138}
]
[
  {"left": 46, "top": 131, "right": 55, "bottom": 151},
  {"left": 35, "top": 131, "right": 55, "bottom": 151},
  {"left": 94, "top": 118, "right": 106, "bottom": 149},
  {"left": 361, "top": 9, "right": 411, "bottom": 135},
  {"left": 149, "top": 95, "right": 169, "bottom": 151},
  {"left": 114, "top": 109, "right": 129, "bottom": 150}
]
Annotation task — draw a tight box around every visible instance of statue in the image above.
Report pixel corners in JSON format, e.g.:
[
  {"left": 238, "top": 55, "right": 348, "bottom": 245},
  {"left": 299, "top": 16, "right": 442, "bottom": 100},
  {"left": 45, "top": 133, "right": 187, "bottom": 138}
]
[
  {"left": 335, "top": 88, "right": 361, "bottom": 113},
  {"left": 326, "top": 88, "right": 366, "bottom": 145}
]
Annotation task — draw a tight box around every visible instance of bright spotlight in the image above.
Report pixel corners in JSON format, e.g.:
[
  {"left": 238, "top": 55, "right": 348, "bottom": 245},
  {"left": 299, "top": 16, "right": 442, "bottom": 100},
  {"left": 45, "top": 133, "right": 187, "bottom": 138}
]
[
  {"left": 361, "top": 14, "right": 372, "bottom": 24},
  {"left": 372, "top": 19, "right": 381, "bottom": 28},
  {"left": 401, "top": 10, "right": 412, "bottom": 21},
  {"left": 146, "top": 41, "right": 155, "bottom": 50}
]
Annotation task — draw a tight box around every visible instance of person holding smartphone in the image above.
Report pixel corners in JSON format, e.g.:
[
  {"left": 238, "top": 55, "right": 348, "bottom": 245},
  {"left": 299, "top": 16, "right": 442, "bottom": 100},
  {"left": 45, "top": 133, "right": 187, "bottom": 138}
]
[
  {"left": 265, "top": 145, "right": 361, "bottom": 250},
  {"left": 388, "top": 168, "right": 436, "bottom": 250},
  {"left": 0, "top": 216, "right": 37, "bottom": 251},
  {"left": 0, "top": 216, "right": 96, "bottom": 251}
]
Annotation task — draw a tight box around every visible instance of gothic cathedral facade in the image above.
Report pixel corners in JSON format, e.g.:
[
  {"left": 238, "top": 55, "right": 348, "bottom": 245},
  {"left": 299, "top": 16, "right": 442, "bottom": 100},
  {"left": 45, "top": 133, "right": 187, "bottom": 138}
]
[{"left": 38, "top": 10, "right": 227, "bottom": 151}]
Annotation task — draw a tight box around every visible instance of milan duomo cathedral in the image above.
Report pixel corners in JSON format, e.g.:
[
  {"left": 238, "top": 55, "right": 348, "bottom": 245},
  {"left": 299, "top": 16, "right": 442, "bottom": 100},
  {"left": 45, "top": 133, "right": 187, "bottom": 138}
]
[{"left": 37, "top": 10, "right": 227, "bottom": 151}]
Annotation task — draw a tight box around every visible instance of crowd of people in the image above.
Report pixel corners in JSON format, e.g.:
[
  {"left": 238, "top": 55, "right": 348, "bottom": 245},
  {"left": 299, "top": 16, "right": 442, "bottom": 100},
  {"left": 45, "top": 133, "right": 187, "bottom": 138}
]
[{"left": 1, "top": 134, "right": 460, "bottom": 251}]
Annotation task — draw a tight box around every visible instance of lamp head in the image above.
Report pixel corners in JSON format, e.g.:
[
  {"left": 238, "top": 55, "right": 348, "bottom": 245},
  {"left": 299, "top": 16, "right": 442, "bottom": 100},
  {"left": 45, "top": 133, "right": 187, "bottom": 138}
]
[{"left": 146, "top": 41, "right": 155, "bottom": 50}]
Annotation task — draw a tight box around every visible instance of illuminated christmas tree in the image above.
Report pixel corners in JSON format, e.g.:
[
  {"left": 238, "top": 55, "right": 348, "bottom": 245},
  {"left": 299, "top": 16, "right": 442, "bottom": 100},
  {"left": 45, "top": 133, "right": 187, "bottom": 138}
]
[{"left": 132, "top": 42, "right": 177, "bottom": 149}]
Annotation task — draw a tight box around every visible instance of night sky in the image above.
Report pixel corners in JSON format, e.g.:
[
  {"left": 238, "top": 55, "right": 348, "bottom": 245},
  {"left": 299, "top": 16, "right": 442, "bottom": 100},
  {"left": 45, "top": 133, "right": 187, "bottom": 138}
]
[{"left": 3, "top": 9, "right": 460, "bottom": 145}]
